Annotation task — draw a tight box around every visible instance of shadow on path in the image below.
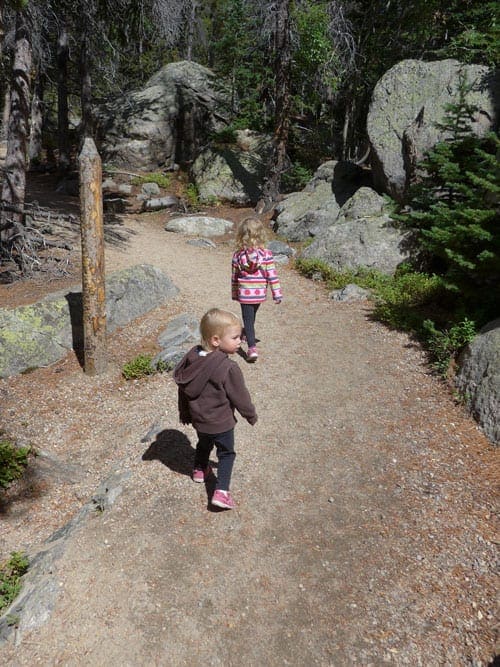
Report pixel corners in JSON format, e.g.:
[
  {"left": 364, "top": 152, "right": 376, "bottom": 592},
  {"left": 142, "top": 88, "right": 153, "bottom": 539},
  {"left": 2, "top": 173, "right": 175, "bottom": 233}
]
[
  {"left": 141, "top": 429, "right": 194, "bottom": 476},
  {"left": 142, "top": 429, "right": 224, "bottom": 511}
]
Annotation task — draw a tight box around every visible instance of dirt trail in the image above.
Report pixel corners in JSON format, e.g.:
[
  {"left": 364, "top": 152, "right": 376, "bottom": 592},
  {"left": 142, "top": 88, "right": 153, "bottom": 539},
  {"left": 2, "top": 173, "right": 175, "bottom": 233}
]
[{"left": 0, "top": 211, "right": 498, "bottom": 665}]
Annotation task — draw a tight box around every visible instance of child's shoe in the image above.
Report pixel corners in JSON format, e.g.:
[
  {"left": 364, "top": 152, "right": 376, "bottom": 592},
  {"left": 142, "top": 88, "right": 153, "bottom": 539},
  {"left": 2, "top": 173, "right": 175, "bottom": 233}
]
[
  {"left": 247, "top": 346, "right": 259, "bottom": 362},
  {"left": 211, "top": 489, "right": 235, "bottom": 509},
  {"left": 192, "top": 466, "right": 212, "bottom": 483}
]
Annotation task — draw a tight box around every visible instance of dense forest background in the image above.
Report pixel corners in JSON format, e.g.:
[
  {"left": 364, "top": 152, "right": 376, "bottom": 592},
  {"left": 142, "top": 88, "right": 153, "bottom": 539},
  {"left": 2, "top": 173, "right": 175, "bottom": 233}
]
[{"left": 0, "top": 1, "right": 497, "bottom": 173}]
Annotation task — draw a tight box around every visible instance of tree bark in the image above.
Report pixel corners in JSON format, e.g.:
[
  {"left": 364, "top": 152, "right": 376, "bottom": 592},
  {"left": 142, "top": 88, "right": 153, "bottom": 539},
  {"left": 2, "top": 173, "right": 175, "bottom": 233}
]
[
  {"left": 79, "top": 19, "right": 94, "bottom": 140},
  {"left": 258, "top": 0, "right": 292, "bottom": 211},
  {"left": 28, "top": 75, "right": 44, "bottom": 164},
  {"left": 185, "top": 1, "right": 198, "bottom": 61},
  {"left": 0, "top": 10, "right": 32, "bottom": 244},
  {"left": 57, "top": 20, "right": 70, "bottom": 172},
  {"left": 79, "top": 137, "right": 107, "bottom": 376},
  {"left": 2, "top": 87, "right": 10, "bottom": 141}
]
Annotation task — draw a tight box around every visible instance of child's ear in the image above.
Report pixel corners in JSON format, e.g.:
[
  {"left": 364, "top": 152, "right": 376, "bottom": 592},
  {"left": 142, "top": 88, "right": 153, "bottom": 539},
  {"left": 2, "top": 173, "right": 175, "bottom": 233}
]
[{"left": 210, "top": 335, "right": 220, "bottom": 348}]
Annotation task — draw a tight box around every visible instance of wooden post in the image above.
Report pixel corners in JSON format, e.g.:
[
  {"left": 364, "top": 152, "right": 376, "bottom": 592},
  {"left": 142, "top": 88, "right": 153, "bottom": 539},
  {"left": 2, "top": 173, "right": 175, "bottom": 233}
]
[{"left": 79, "top": 137, "right": 107, "bottom": 375}]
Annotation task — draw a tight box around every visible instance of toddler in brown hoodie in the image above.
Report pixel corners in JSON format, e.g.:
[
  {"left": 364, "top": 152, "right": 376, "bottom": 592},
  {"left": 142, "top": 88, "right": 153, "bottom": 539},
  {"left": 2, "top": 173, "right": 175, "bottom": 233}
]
[{"left": 173, "top": 308, "right": 257, "bottom": 510}]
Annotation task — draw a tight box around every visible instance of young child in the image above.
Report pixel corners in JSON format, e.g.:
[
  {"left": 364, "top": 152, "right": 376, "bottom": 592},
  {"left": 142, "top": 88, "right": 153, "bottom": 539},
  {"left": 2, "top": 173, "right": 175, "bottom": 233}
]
[
  {"left": 173, "top": 308, "right": 257, "bottom": 510},
  {"left": 231, "top": 216, "right": 282, "bottom": 361}
]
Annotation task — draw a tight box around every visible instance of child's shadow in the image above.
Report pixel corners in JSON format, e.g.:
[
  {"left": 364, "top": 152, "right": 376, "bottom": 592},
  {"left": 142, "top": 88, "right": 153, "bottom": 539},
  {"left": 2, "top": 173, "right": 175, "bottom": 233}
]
[
  {"left": 142, "top": 429, "right": 194, "bottom": 476},
  {"left": 142, "top": 428, "right": 223, "bottom": 512},
  {"left": 141, "top": 430, "right": 218, "bottom": 503}
]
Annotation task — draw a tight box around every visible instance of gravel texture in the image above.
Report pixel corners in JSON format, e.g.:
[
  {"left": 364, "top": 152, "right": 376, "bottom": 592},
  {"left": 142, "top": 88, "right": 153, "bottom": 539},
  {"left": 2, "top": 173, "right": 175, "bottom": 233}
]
[{"left": 0, "top": 204, "right": 498, "bottom": 666}]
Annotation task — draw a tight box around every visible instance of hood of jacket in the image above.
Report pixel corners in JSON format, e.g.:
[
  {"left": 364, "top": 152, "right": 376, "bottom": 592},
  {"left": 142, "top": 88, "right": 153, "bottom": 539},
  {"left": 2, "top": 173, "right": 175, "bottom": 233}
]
[
  {"left": 173, "top": 347, "right": 230, "bottom": 399},
  {"left": 235, "top": 247, "right": 266, "bottom": 273}
]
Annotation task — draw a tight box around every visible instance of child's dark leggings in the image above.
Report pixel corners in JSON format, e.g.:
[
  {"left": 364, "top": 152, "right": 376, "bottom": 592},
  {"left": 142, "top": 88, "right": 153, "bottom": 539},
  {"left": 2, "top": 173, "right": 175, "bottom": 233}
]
[
  {"left": 194, "top": 429, "right": 235, "bottom": 491},
  {"left": 240, "top": 303, "right": 260, "bottom": 347}
]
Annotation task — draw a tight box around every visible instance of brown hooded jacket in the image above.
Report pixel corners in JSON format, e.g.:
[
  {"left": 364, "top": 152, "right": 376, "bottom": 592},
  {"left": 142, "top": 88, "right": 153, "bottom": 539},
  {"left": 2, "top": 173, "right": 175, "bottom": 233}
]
[{"left": 173, "top": 346, "right": 257, "bottom": 434}]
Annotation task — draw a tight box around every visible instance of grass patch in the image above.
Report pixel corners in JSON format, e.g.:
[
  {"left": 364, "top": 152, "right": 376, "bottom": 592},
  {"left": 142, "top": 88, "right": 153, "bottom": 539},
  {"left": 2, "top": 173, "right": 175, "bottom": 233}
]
[
  {"left": 0, "top": 551, "right": 29, "bottom": 614},
  {"left": 371, "top": 268, "right": 445, "bottom": 332},
  {"left": 0, "top": 438, "right": 30, "bottom": 489},
  {"left": 294, "top": 258, "right": 356, "bottom": 287},
  {"left": 295, "top": 257, "right": 390, "bottom": 292},
  {"left": 122, "top": 354, "right": 169, "bottom": 380},
  {"left": 184, "top": 183, "right": 201, "bottom": 210},
  {"left": 131, "top": 172, "right": 171, "bottom": 189}
]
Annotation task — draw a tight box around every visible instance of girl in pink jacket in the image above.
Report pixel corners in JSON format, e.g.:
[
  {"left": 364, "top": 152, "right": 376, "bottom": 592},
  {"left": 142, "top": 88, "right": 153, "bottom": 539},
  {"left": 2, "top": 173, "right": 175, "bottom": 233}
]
[{"left": 231, "top": 217, "right": 282, "bottom": 361}]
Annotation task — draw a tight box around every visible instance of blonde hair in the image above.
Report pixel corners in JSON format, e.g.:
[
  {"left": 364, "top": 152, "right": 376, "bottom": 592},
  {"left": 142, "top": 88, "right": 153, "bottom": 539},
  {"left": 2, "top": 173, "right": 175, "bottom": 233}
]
[
  {"left": 199, "top": 308, "right": 241, "bottom": 351},
  {"left": 235, "top": 216, "right": 267, "bottom": 250}
]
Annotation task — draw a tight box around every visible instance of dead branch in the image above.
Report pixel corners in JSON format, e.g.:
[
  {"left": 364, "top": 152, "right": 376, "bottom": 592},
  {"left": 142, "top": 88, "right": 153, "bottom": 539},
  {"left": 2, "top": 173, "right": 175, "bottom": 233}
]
[
  {"left": 102, "top": 168, "right": 143, "bottom": 178},
  {"left": 0, "top": 195, "right": 133, "bottom": 280}
]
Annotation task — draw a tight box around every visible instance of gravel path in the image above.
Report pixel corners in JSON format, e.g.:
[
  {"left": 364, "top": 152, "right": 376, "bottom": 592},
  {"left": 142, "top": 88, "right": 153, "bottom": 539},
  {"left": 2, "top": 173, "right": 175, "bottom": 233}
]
[{"left": 0, "top": 210, "right": 498, "bottom": 665}]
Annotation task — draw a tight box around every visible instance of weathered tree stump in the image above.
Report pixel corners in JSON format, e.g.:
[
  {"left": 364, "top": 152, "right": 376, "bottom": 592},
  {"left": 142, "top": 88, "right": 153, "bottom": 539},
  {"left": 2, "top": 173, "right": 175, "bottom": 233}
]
[{"left": 79, "top": 137, "right": 107, "bottom": 375}]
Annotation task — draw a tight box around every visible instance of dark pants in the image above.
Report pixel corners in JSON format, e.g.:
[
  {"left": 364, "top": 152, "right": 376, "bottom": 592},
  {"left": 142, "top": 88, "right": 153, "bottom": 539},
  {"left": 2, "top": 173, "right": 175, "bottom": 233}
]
[
  {"left": 194, "top": 429, "right": 235, "bottom": 491},
  {"left": 240, "top": 303, "right": 260, "bottom": 347}
]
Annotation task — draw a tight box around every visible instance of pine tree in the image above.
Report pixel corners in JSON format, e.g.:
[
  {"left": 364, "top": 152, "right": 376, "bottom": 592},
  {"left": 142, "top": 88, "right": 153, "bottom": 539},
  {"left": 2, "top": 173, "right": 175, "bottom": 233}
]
[{"left": 400, "top": 84, "right": 500, "bottom": 320}]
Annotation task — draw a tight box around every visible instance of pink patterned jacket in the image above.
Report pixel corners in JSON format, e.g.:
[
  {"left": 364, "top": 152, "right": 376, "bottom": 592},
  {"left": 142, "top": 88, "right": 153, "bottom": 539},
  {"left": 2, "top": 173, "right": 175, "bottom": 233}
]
[{"left": 231, "top": 247, "right": 282, "bottom": 304}]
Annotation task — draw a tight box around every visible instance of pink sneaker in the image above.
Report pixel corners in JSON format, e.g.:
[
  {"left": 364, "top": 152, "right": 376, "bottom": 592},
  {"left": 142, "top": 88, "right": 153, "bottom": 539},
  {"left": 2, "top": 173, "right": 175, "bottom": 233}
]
[
  {"left": 247, "top": 346, "right": 259, "bottom": 361},
  {"left": 211, "top": 489, "right": 235, "bottom": 509},
  {"left": 192, "top": 466, "right": 212, "bottom": 483}
]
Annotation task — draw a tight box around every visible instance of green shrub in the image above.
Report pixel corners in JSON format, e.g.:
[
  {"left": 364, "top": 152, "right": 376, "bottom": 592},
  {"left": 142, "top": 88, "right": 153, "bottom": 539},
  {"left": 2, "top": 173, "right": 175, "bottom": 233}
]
[
  {"left": 294, "top": 258, "right": 353, "bottom": 286},
  {"left": 211, "top": 126, "right": 238, "bottom": 145},
  {"left": 0, "top": 439, "right": 30, "bottom": 489},
  {"left": 372, "top": 270, "right": 445, "bottom": 331},
  {"left": 205, "top": 194, "right": 220, "bottom": 207},
  {"left": 184, "top": 183, "right": 200, "bottom": 210},
  {"left": 131, "top": 172, "right": 171, "bottom": 189},
  {"left": 122, "top": 354, "right": 171, "bottom": 380},
  {"left": 282, "top": 162, "right": 313, "bottom": 192},
  {"left": 122, "top": 354, "right": 157, "bottom": 380},
  {"left": 295, "top": 258, "right": 385, "bottom": 292},
  {"left": 0, "top": 551, "right": 29, "bottom": 613},
  {"left": 422, "top": 318, "right": 477, "bottom": 376}
]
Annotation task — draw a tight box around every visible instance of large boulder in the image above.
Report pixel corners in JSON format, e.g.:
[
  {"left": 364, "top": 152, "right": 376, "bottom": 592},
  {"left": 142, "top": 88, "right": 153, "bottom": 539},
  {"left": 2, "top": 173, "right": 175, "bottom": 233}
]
[
  {"left": 455, "top": 319, "right": 500, "bottom": 446},
  {"left": 273, "top": 160, "right": 372, "bottom": 241},
  {"left": 273, "top": 182, "right": 339, "bottom": 241},
  {"left": 190, "top": 130, "right": 272, "bottom": 205},
  {"left": 152, "top": 313, "right": 200, "bottom": 369},
  {"left": 0, "top": 265, "right": 179, "bottom": 378},
  {"left": 300, "top": 187, "right": 412, "bottom": 275},
  {"left": 273, "top": 162, "right": 338, "bottom": 241},
  {"left": 367, "top": 59, "right": 499, "bottom": 202},
  {"left": 304, "top": 160, "right": 373, "bottom": 206},
  {"left": 96, "top": 61, "right": 230, "bottom": 170},
  {"left": 164, "top": 215, "right": 233, "bottom": 237}
]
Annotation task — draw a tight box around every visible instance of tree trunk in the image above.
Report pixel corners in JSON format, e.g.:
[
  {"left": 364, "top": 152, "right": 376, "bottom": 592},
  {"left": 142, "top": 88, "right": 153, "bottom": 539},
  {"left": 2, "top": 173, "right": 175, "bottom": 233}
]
[
  {"left": 28, "top": 75, "right": 44, "bottom": 164},
  {"left": 1, "top": 87, "right": 10, "bottom": 140},
  {"left": 79, "top": 137, "right": 107, "bottom": 376},
  {"left": 57, "top": 20, "right": 70, "bottom": 172},
  {"left": 258, "top": 0, "right": 292, "bottom": 211},
  {"left": 79, "top": 21, "right": 94, "bottom": 140},
  {"left": 207, "top": 0, "right": 218, "bottom": 68},
  {"left": 185, "top": 1, "right": 198, "bottom": 61},
  {"left": 0, "top": 10, "right": 32, "bottom": 244},
  {"left": 0, "top": 4, "right": 3, "bottom": 61}
]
